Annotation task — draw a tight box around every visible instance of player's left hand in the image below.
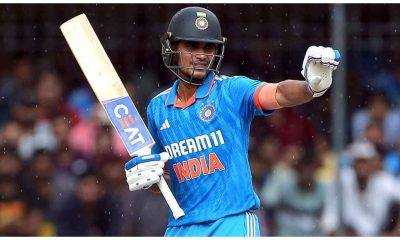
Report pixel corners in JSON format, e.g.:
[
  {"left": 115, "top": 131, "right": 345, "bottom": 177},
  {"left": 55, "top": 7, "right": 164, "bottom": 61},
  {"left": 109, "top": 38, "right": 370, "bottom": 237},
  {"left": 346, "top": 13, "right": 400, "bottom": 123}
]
[
  {"left": 301, "top": 46, "right": 341, "bottom": 97},
  {"left": 125, "top": 152, "right": 170, "bottom": 191}
]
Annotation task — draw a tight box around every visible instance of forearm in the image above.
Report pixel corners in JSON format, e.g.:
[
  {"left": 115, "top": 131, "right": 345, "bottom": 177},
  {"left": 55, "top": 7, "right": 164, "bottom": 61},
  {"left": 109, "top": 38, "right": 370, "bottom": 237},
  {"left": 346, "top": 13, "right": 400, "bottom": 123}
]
[
  {"left": 259, "top": 46, "right": 340, "bottom": 110},
  {"left": 258, "top": 80, "right": 313, "bottom": 110},
  {"left": 276, "top": 80, "right": 314, "bottom": 107}
]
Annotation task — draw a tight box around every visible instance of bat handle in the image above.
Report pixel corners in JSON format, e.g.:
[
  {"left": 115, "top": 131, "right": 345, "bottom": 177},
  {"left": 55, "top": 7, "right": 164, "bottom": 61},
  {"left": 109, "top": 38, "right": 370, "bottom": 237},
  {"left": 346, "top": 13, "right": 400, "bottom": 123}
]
[
  {"left": 157, "top": 177, "right": 185, "bottom": 219},
  {"left": 135, "top": 148, "right": 184, "bottom": 219}
]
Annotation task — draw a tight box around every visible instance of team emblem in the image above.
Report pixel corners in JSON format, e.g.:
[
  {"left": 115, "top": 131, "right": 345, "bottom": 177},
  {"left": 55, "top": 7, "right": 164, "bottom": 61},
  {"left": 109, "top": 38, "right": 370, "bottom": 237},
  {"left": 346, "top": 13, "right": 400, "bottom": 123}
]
[
  {"left": 200, "top": 103, "right": 216, "bottom": 122},
  {"left": 195, "top": 17, "right": 208, "bottom": 30}
]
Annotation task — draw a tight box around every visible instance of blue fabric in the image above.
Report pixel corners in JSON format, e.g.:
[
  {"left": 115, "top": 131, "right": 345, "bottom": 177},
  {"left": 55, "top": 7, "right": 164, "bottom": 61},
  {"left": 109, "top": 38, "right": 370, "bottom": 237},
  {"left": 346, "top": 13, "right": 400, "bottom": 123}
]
[
  {"left": 67, "top": 86, "right": 96, "bottom": 120},
  {"left": 164, "top": 211, "right": 260, "bottom": 237},
  {"left": 384, "top": 152, "right": 400, "bottom": 176},
  {"left": 125, "top": 154, "right": 163, "bottom": 170},
  {"left": 146, "top": 73, "right": 273, "bottom": 228}
]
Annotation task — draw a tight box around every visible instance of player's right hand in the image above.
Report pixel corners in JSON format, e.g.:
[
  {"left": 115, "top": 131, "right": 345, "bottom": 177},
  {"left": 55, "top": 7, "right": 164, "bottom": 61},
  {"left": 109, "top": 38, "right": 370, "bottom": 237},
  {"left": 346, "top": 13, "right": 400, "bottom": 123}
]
[
  {"left": 125, "top": 152, "right": 170, "bottom": 191},
  {"left": 301, "top": 46, "right": 341, "bottom": 97}
]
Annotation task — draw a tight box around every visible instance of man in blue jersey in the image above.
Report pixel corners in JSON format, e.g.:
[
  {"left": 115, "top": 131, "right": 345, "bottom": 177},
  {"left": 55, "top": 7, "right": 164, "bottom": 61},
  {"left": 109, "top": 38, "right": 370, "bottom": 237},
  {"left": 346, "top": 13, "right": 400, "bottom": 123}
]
[{"left": 124, "top": 6, "right": 340, "bottom": 236}]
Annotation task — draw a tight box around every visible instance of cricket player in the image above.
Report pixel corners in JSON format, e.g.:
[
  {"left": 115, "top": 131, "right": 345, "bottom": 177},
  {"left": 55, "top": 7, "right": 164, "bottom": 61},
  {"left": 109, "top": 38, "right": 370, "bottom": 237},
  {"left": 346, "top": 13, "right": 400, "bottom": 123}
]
[{"left": 125, "top": 6, "right": 340, "bottom": 236}]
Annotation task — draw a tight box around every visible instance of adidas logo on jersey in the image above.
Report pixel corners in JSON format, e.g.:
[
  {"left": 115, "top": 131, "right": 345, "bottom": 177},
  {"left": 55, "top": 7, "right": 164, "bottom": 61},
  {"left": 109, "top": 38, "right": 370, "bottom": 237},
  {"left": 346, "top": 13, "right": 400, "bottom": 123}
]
[{"left": 160, "top": 119, "right": 171, "bottom": 130}]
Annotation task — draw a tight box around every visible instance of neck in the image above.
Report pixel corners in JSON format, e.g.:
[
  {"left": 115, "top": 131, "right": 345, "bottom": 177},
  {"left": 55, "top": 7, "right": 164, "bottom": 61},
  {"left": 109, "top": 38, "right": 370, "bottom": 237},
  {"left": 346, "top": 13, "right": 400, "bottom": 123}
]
[
  {"left": 177, "top": 81, "right": 198, "bottom": 103},
  {"left": 357, "top": 176, "right": 368, "bottom": 192}
]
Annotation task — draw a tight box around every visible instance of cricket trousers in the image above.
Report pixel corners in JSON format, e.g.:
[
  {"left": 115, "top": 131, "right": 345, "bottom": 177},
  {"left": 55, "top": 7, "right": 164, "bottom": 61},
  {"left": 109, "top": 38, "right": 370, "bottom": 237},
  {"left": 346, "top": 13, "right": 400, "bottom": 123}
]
[{"left": 164, "top": 211, "right": 260, "bottom": 237}]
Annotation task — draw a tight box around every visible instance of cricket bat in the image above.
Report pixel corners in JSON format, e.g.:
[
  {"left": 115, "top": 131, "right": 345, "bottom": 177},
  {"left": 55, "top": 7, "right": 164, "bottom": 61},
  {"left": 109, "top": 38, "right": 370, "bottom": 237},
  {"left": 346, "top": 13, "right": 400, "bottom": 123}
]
[{"left": 60, "top": 14, "right": 185, "bottom": 219}]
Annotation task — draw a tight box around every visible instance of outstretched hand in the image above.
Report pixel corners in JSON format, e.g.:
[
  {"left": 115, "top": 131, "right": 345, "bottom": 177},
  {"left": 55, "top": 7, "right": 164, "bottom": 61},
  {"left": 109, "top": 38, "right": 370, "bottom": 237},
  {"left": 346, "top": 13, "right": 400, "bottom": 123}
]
[{"left": 301, "top": 46, "right": 341, "bottom": 97}]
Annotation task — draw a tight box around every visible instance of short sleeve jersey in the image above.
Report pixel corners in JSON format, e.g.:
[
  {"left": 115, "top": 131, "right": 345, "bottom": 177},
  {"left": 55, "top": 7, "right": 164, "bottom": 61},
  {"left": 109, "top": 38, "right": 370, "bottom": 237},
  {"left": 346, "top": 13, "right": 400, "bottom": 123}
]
[{"left": 146, "top": 73, "right": 273, "bottom": 227}]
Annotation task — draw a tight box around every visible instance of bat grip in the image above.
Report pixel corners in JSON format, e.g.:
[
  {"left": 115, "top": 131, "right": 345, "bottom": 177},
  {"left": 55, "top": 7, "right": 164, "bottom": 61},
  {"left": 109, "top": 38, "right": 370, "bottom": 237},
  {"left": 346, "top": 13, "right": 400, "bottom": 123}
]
[{"left": 157, "top": 177, "right": 185, "bottom": 219}]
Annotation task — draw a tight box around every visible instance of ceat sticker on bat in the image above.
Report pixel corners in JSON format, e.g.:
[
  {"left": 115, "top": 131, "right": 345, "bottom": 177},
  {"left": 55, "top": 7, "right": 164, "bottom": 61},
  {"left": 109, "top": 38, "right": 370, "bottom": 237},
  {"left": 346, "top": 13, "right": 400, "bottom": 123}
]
[{"left": 103, "top": 96, "right": 154, "bottom": 155}]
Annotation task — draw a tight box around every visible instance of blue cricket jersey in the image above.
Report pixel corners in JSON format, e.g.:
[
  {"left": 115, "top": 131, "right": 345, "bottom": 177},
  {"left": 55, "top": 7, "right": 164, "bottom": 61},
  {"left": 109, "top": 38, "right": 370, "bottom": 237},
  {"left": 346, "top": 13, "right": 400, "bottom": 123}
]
[{"left": 146, "top": 72, "right": 273, "bottom": 227}]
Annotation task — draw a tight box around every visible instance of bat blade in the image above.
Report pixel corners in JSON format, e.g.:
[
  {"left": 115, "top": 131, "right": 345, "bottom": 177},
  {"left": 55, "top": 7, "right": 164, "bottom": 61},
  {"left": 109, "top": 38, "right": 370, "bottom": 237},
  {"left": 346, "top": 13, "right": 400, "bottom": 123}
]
[
  {"left": 60, "top": 14, "right": 154, "bottom": 156},
  {"left": 60, "top": 14, "right": 126, "bottom": 101},
  {"left": 60, "top": 13, "right": 184, "bottom": 219}
]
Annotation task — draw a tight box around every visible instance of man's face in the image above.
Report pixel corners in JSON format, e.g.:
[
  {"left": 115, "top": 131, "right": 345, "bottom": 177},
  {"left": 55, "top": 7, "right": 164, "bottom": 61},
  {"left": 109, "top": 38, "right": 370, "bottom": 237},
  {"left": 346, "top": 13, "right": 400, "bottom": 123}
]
[
  {"left": 175, "top": 40, "right": 217, "bottom": 80},
  {"left": 354, "top": 158, "right": 374, "bottom": 178}
]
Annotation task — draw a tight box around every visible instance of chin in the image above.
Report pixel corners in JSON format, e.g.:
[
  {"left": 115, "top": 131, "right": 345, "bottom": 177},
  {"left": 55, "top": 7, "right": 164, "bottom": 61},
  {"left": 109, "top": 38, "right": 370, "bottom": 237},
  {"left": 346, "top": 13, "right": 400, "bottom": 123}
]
[
  {"left": 193, "top": 70, "right": 208, "bottom": 78},
  {"left": 179, "top": 69, "right": 209, "bottom": 80},
  {"left": 192, "top": 74, "right": 206, "bottom": 79}
]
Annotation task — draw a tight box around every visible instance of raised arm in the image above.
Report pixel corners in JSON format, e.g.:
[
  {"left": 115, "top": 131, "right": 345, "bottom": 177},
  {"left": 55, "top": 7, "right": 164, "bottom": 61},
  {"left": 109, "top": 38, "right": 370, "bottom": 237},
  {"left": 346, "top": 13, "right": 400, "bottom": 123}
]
[{"left": 257, "top": 46, "right": 341, "bottom": 110}]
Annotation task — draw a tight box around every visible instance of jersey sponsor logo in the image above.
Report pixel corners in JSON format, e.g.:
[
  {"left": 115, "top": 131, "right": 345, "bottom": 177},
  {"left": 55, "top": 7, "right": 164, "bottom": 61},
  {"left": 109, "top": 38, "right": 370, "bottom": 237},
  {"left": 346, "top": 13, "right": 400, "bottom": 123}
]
[
  {"left": 164, "top": 130, "right": 225, "bottom": 158},
  {"left": 199, "top": 103, "right": 216, "bottom": 122},
  {"left": 172, "top": 152, "right": 225, "bottom": 183}
]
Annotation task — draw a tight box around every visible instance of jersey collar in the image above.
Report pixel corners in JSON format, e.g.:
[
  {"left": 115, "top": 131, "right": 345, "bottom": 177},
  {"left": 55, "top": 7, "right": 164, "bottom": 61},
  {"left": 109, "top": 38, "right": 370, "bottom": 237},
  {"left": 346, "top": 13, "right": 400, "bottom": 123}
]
[{"left": 165, "top": 72, "right": 216, "bottom": 107}]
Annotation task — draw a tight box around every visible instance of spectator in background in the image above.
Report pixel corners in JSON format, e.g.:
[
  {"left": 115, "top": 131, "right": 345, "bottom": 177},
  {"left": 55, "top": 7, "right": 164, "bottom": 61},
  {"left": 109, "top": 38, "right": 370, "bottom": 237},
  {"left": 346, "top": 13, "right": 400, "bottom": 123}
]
[
  {"left": 352, "top": 92, "right": 400, "bottom": 148},
  {"left": 11, "top": 95, "right": 37, "bottom": 135},
  {"left": 35, "top": 71, "right": 80, "bottom": 125},
  {"left": 23, "top": 150, "right": 57, "bottom": 236},
  {"left": 126, "top": 69, "right": 161, "bottom": 116},
  {"left": 383, "top": 208, "right": 400, "bottom": 236},
  {"left": 67, "top": 86, "right": 96, "bottom": 121},
  {"left": 251, "top": 135, "right": 282, "bottom": 236},
  {"left": 260, "top": 144, "right": 302, "bottom": 234},
  {"left": 54, "top": 169, "right": 122, "bottom": 236},
  {"left": 252, "top": 135, "right": 281, "bottom": 171},
  {"left": 52, "top": 115, "right": 73, "bottom": 149},
  {"left": 22, "top": 208, "right": 56, "bottom": 236},
  {"left": 10, "top": 95, "right": 55, "bottom": 162},
  {"left": 93, "top": 124, "right": 120, "bottom": 167},
  {"left": 322, "top": 141, "right": 400, "bottom": 236},
  {"left": 0, "top": 145, "right": 28, "bottom": 235},
  {"left": 0, "top": 54, "right": 36, "bottom": 123},
  {"left": 17, "top": 115, "right": 57, "bottom": 162},
  {"left": 367, "top": 52, "right": 400, "bottom": 107},
  {"left": 261, "top": 149, "right": 328, "bottom": 236},
  {"left": 248, "top": 150, "right": 271, "bottom": 236},
  {"left": 251, "top": 108, "right": 317, "bottom": 147},
  {"left": 119, "top": 190, "right": 169, "bottom": 236},
  {"left": 363, "top": 119, "right": 385, "bottom": 146},
  {"left": 51, "top": 148, "right": 80, "bottom": 204},
  {"left": 24, "top": 149, "right": 56, "bottom": 217},
  {"left": 0, "top": 120, "right": 24, "bottom": 147},
  {"left": 313, "top": 135, "right": 337, "bottom": 184},
  {"left": 69, "top": 103, "right": 128, "bottom": 161},
  {"left": 98, "top": 160, "right": 126, "bottom": 199},
  {"left": 384, "top": 138, "right": 400, "bottom": 178},
  {"left": 11, "top": 70, "right": 77, "bottom": 168}
]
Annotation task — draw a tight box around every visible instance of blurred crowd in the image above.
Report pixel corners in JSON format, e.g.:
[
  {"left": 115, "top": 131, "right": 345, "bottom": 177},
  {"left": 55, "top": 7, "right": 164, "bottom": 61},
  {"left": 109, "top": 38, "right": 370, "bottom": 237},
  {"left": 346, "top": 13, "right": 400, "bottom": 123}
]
[{"left": 1, "top": 49, "right": 400, "bottom": 236}]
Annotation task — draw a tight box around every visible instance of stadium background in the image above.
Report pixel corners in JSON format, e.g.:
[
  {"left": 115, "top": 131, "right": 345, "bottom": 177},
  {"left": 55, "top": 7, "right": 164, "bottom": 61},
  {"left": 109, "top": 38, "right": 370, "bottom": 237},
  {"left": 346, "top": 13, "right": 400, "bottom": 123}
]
[{"left": 1, "top": 4, "right": 400, "bottom": 236}]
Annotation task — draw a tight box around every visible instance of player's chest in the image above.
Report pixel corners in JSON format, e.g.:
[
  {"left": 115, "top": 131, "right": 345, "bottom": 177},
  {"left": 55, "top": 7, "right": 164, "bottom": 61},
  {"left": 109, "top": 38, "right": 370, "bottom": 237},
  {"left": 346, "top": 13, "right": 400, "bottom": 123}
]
[
  {"left": 156, "top": 98, "right": 229, "bottom": 177},
  {"left": 156, "top": 98, "right": 223, "bottom": 142}
]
